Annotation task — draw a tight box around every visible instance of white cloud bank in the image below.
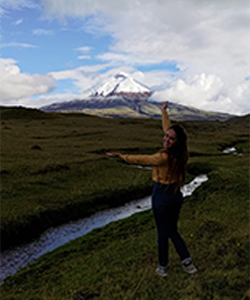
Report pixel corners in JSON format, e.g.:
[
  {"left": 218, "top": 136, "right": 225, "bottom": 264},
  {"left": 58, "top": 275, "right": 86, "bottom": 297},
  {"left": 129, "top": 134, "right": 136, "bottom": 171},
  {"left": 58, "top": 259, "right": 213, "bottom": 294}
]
[
  {"left": 41, "top": 0, "right": 250, "bottom": 114},
  {"left": 150, "top": 73, "right": 250, "bottom": 115},
  {"left": 0, "top": 58, "right": 56, "bottom": 106},
  {"left": 42, "top": 0, "right": 250, "bottom": 77}
]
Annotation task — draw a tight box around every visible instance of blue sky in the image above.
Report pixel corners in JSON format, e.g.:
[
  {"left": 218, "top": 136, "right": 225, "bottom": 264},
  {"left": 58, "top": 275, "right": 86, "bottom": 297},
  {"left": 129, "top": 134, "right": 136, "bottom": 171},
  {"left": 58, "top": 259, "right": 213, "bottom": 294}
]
[
  {"left": 1, "top": 5, "right": 112, "bottom": 74},
  {"left": 0, "top": 0, "right": 249, "bottom": 115}
]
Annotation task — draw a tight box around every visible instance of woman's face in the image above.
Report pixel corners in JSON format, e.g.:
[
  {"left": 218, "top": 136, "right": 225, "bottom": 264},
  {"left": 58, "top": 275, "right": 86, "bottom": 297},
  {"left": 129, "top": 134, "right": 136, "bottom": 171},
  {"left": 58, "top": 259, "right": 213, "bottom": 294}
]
[{"left": 163, "top": 129, "right": 177, "bottom": 149}]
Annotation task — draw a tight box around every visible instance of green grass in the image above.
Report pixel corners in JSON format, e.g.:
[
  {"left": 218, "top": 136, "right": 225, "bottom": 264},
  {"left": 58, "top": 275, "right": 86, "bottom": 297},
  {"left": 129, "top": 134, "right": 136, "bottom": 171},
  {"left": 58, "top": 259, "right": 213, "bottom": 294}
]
[
  {"left": 1, "top": 154, "right": 249, "bottom": 300},
  {"left": 1, "top": 107, "right": 231, "bottom": 249},
  {"left": 0, "top": 107, "right": 249, "bottom": 299},
  {"left": 1, "top": 108, "right": 162, "bottom": 249}
]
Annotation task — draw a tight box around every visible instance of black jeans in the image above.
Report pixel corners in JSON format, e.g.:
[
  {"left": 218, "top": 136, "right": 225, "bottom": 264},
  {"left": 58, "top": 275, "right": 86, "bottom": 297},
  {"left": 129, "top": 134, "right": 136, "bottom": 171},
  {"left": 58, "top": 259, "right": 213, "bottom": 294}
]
[{"left": 152, "top": 182, "right": 191, "bottom": 267}]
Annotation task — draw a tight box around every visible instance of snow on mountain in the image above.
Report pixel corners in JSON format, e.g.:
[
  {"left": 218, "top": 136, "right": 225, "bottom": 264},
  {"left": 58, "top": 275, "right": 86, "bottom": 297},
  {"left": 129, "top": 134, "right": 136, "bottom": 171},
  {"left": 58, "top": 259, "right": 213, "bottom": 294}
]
[{"left": 91, "top": 72, "right": 152, "bottom": 97}]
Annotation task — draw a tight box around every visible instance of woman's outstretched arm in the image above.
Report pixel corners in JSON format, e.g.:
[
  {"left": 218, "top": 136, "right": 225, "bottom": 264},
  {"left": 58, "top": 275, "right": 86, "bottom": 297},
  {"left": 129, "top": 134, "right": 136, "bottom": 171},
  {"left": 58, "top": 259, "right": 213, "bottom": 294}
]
[
  {"left": 106, "top": 152, "right": 168, "bottom": 166},
  {"left": 160, "top": 101, "right": 171, "bottom": 133}
]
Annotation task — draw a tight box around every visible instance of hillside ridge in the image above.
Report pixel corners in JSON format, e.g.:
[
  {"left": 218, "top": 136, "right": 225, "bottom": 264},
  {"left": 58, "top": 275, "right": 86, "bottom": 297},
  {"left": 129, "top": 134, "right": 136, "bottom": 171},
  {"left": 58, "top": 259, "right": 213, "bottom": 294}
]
[{"left": 41, "top": 98, "right": 234, "bottom": 121}]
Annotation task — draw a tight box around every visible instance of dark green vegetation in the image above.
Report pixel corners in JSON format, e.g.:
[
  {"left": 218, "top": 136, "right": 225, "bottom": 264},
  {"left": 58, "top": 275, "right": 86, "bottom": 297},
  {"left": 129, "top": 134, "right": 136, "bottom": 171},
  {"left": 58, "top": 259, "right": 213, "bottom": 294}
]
[
  {"left": 1, "top": 106, "right": 249, "bottom": 300},
  {"left": 41, "top": 98, "right": 233, "bottom": 121}
]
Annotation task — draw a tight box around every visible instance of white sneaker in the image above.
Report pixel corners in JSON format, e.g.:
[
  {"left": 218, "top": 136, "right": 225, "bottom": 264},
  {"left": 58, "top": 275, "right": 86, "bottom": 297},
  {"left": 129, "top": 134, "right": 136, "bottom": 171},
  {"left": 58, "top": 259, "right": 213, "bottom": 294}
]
[
  {"left": 156, "top": 266, "right": 168, "bottom": 277},
  {"left": 182, "top": 262, "right": 198, "bottom": 274}
]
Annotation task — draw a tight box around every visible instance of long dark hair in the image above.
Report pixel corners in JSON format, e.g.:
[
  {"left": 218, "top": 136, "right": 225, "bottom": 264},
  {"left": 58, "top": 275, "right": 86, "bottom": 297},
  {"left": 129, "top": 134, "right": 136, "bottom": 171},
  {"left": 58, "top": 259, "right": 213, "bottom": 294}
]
[{"left": 161, "top": 124, "right": 189, "bottom": 188}]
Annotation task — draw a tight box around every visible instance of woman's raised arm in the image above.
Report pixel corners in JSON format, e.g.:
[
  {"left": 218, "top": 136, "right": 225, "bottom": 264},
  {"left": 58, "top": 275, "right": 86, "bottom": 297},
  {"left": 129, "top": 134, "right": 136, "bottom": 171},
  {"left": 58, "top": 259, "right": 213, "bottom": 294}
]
[{"left": 160, "top": 101, "right": 171, "bottom": 133}]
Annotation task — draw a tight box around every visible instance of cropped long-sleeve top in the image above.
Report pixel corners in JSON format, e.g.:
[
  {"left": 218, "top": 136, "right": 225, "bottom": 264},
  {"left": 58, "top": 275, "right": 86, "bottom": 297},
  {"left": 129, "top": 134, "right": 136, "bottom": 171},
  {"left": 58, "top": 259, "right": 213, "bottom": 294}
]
[{"left": 120, "top": 111, "right": 179, "bottom": 185}]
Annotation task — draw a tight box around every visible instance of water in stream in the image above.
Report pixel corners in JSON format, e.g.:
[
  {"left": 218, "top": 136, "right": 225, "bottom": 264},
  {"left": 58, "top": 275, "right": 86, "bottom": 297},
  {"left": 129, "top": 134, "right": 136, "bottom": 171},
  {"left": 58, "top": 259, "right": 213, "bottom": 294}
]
[{"left": 0, "top": 174, "right": 208, "bottom": 284}]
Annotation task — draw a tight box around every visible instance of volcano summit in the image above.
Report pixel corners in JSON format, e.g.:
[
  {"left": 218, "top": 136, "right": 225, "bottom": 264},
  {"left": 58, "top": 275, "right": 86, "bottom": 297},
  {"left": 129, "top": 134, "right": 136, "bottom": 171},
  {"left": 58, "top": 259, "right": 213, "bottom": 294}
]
[
  {"left": 41, "top": 73, "right": 233, "bottom": 121},
  {"left": 91, "top": 72, "right": 152, "bottom": 100}
]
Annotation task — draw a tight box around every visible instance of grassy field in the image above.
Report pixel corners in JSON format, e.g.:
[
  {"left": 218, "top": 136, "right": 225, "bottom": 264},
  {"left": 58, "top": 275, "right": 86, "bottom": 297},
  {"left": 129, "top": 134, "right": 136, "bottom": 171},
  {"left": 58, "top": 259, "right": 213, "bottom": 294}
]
[
  {"left": 0, "top": 106, "right": 228, "bottom": 250},
  {"left": 0, "top": 107, "right": 249, "bottom": 299},
  {"left": 1, "top": 107, "right": 161, "bottom": 250}
]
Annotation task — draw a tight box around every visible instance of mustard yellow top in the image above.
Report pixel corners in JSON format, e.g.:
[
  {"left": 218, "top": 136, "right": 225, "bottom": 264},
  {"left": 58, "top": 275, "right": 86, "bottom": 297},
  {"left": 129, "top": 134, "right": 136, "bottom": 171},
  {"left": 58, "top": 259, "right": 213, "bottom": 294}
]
[{"left": 120, "top": 111, "right": 178, "bottom": 185}]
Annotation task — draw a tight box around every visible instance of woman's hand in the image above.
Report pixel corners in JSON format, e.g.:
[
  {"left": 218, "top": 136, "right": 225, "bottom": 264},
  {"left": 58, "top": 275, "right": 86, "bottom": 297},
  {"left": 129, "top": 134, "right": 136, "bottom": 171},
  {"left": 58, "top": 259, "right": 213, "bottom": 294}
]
[
  {"left": 106, "top": 152, "right": 122, "bottom": 158},
  {"left": 160, "top": 101, "right": 168, "bottom": 112}
]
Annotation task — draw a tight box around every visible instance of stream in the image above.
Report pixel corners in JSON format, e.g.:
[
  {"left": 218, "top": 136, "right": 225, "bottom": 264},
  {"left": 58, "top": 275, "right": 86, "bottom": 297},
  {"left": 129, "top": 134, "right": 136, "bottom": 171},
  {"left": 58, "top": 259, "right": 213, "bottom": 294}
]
[{"left": 0, "top": 174, "right": 208, "bottom": 284}]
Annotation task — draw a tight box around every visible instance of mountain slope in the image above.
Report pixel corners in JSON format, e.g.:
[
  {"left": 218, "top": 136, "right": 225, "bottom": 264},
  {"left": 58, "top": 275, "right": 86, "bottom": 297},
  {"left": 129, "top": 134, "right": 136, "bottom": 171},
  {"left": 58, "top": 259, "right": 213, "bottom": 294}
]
[
  {"left": 41, "top": 72, "right": 234, "bottom": 121},
  {"left": 41, "top": 97, "right": 233, "bottom": 121}
]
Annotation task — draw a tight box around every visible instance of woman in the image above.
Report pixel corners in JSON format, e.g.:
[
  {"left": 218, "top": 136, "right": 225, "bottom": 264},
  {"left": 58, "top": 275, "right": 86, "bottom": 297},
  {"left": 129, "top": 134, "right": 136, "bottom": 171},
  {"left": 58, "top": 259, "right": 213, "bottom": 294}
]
[{"left": 106, "top": 101, "right": 197, "bottom": 277}]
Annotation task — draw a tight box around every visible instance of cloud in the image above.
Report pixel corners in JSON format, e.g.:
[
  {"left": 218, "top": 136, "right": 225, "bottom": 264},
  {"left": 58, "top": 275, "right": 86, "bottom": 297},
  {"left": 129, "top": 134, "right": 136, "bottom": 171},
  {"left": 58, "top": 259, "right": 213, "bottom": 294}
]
[
  {"left": 13, "top": 19, "right": 23, "bottom": 25},
  {"left": 2, "top": 0, "right": 250, "bottom": 81},
  {"left": 33, "top": 29, "right": 54, "bottom": 36},
  {"left": 75, "top": 46, "right": 92, "bottom": 60},
  {"left": 40, "top": 0, "right": 249, "bottom": 114},
  {"left": 40, "top": 0, "right": 250, "bottom": 83},
  {"left": 41, "top": 0, "right": 129, "bottom": 19},
  {"left": 49, "top": 64, "right": 116, "bottom": 93},
  {"left": 17, "top": 93, "right": 82, "bottom": 108},
  {"left": 0, "top": 0, "right": 38, "bottom": 18},
  {"left": 0, "top": 58, "right": 17, "bottom": 65},
  {"left": 0, "top": 58, "right": 56, "bottom": 105},
  {"left": 75, "top": 46, "right": 92, "bottom": 52},
  {"left": 77, "top": 55, "right": 91, "bottom": 60},
  {"left": 96, "top": 52, "right": 163, "bottom": 66},
  {"left": 149, "top": 73, "right": 250, "bottom": 115},
  {"left": 0, "top": 42, "right": 36, "bottom": 48}
]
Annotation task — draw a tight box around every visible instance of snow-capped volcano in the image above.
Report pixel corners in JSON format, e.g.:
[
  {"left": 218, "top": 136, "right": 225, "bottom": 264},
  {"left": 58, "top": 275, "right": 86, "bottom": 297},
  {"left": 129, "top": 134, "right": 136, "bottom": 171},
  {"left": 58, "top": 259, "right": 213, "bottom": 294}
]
[
  {"left": 91, "top": 72, "right": 152, "bottom": 98},
  {"left": 41, "top": 70, "right": 233, "bottom": 121}
]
